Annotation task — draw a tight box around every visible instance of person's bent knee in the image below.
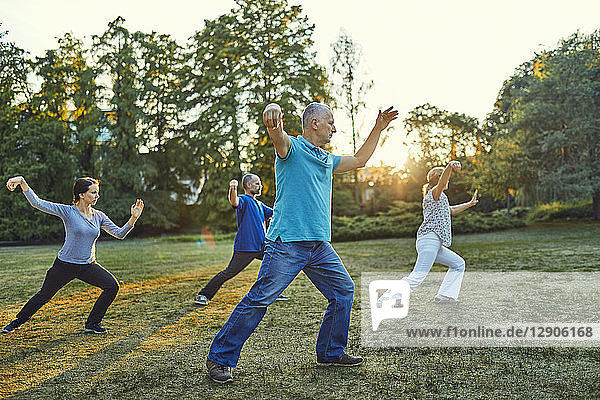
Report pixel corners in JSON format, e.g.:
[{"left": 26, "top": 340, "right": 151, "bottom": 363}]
[
  {"left": 244, "top": 293, "right": 274, "bottom": 308},
  {"left": 335, "top": 280, "right": 355, "bottom": 304},
  {"left": 339, "top": 277, "right": 355, "bottom": 297},
  {"left": 105, "top": 279, "right": 119, "bottom": 293},
  {"left": 455, "top": 258, "right": 466, "bottom": 272}
]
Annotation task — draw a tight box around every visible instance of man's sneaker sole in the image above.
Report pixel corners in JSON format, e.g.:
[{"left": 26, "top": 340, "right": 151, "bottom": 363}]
[
  {"left": 84, "top": 328, "right": 107, "bottom": 334},
  {"left": 210, "top": 375, "right": 233, "bottom": 383},
  {"left": 433, "top": 295, "right": 458, "bottom": 304},
  {"left": 317, "top": 360, "right": 363, "bottom": 367}
]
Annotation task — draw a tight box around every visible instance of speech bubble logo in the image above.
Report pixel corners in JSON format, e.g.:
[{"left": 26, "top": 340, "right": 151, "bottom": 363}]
[{"left": 369, "top": 280, "right": 411, "bottom": 331}]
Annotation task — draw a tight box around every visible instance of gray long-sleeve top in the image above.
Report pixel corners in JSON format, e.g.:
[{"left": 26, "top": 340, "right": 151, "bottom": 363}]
[{"left": 23, "top": 189, "right": 134, "bottom": 264}]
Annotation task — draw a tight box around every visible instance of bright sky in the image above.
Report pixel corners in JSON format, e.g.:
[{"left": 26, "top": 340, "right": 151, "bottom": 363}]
[{"left": 2, "top": 0, "right": 599, "bottom": 168}]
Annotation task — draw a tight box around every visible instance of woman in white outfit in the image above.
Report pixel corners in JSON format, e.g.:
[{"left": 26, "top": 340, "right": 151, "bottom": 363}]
[{"left": 402, "top": 161, "right": 478, "bottom": 303}]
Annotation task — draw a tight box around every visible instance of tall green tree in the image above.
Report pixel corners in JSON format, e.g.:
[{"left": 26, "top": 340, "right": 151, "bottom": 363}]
[
  {"left": 134, "top": 30, "right": 187, "bottom": 231},
  {"left": 92, "top": 17, "right": 145, "bottom": 226},
  {"left": 185, "top": 0, "right": 330, "bottom": 230},
  {"left": 484, "top": 31, "right": 600, "bottom": 218},
  {"left": 0, "top": 28, "right": 77, "bottom": 241},
  {"left": 330, "top": 29, "right": 372, "bottom": 205},
  {"left": 404, "top": 103, "right": 482, "bottom": 165},
  {"left": 234, "top": 0, "right": 331, "bottom": 201},
  {"left": 186, "top": 14, "right": 247, "bottom": 231},
  {"left": 32, "top": 33, "right": 102, "bottom": 177}
]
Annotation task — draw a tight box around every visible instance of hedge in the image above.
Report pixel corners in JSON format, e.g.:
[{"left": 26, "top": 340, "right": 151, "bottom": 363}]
[{"left": 332, "top": 201, "right": 526, "bottom": 242}]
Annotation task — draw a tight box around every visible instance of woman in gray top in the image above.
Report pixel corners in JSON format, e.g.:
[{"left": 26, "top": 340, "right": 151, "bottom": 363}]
[
  {"left": 2, "top": 176, "right": 144, "bottom": 334},
  {"left": 402, "top": 161, "right": 478, "bottom": 303}
]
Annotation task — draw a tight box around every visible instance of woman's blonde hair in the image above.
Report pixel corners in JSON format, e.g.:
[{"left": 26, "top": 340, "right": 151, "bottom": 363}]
[{"left": 422, "top": 167, "right": 444, "bottom": 196}]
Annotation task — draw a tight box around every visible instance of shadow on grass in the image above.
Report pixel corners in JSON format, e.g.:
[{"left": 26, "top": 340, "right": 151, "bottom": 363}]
[{"left": 1, "top": 266, "right": 259, "bottom": 399}]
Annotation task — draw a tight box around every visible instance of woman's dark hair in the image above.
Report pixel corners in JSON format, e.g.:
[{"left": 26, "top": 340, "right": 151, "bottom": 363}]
[{"left": 73, "top": 177, "right": 99, "bottom": 204}]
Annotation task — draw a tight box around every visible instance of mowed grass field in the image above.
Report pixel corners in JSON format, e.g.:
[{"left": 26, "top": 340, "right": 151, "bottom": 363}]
[{"left": 1, "top": 222, "right": 599, "bottom": 399}]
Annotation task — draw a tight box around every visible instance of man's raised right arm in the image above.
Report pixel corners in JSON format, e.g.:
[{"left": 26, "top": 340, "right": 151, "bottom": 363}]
[
  {"left": 228, "top": 180, "right": 239, "bottom": 207},
  {"left": 263, "top": 103, "right": 291, "bottom": 159}
]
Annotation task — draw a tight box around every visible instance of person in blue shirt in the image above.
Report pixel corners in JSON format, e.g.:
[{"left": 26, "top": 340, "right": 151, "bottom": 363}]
[
  {"left": 194, "top": 174, "right": 288, "bottom": 306},
  {"left": 2, "top": 176, "right": 144, "bottom": 335},
  {"left": 206, "top": 102, "right": 398, "bottom": 383}
]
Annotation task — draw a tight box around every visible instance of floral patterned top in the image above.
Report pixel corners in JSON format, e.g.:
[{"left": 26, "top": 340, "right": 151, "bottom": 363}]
[{"left": 416, "top": 189, "right": 452, "bottom": 246}]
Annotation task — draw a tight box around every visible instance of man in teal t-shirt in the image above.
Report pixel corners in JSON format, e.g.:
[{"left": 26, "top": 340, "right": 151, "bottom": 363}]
[{"left": 206, "top": 101, "right": 398, "bottom": 383}]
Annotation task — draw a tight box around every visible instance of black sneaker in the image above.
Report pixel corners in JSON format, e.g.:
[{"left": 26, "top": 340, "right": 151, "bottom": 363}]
[
  {"left": 84, "top": 323, "right": 107, "bottom": 334},
  {"left": 206, "top": 358, "right": 233, "bottom": 383},
  {"left": 194, "top": 294, "right": 209, "bottom": 306},
  {"left": 2, "top": 319, "right": 23, "bottom": 334},
  {"left": 317, "top": 353, "right": 364, "bottom": 367}
]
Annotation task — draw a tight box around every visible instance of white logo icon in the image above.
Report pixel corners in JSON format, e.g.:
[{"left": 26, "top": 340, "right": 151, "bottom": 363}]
[{"left": 369, "top": 280, "right": 411, "bottom": 331}]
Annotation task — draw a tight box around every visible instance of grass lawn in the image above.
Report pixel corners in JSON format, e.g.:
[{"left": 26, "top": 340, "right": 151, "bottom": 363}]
[{"left": 1, "top": 222, "right": 599, "bottom": 399}]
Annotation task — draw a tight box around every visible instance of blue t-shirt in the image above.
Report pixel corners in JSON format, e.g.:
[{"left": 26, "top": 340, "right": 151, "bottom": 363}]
[
  {"left": 266, "top": 135, "right": 341, "bottom": 242},
  {"left": 233, "top": 194, "right": 273, "bottom": 252}
]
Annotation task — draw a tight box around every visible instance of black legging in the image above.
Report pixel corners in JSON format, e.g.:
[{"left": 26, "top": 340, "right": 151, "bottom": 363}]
[
  {"left": 198, "top": 251, "right": 263, "bottom": 300},
  {"left": 16, "top": 258, "right": 119, "bottom": 325}
]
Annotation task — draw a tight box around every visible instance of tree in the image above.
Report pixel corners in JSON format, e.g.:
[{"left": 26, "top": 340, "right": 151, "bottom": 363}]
[
  {"left": 404, "top": 103, "right": 482, "bottom": 166},
  {"left": 92, "top": 17, "right": 146, "bottom": 227},
  {"left": 31, "top": 33, "right": 103, "bottom": 177},
  {"left": 484, "top": 31, "right": 600, "bottom": 219},
  {"left": 234, "top": 0, "right": 331, "bottom": 203},
  {"left": 0, "top": 28, "right": 77, "bottom": 241},
  {"left": 330, "top": 30, "right": 372, "bottom": 205},
  {"left": 185, "top": 0, "right": 330, "bottom": 230},
  {"left": 134, "top": 30, "right": 188, "bottom": 231},
  {"left": 185, "top": 13, "right": 247, "bottom": 231}
]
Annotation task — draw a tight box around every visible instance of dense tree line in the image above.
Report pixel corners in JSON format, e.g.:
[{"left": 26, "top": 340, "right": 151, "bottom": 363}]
[
  {"left": 0, "top": 0, "right": 329, "bottom": 241},
  {"left": 1, "top": 5, "right": 598, "bottom": 242}
]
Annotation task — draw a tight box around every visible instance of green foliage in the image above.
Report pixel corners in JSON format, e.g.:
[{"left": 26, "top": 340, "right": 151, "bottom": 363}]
[
  {"left": 0, "top": 29, "right": 78, "bottom": 241},
  {"left": 491, "top": 206, "right": 531, "bottom": 219},
  {"left": 527, "top": 200, "right": 593, "bottom": 222},
  {"left": 183, "top": 0, "right": 330, "bottom": 226},
  {"left": 451, "top": 212, "right": 526, "bottom": 233},
  {"left": 332, "top": 188, "right": 361, "bottom": 216},
  {"left": 404, "top": 103, "right": 483, "bottom": 165},
  {"left": 384, "top": 200, "right": 422, "bottom": 215},
  {"left": 332, "top": 201, "right": 525, "bottom": 242},
  {"left": 0, "top": 116, "right": 77, "bottom": 241},
  {"left": 482, "top": 31, "right": 600, "bottom": 218}
]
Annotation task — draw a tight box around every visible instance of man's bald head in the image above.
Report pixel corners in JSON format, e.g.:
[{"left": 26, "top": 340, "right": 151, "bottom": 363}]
[{"left": 302, "top": 103, "right": 332, "bottom": 133}]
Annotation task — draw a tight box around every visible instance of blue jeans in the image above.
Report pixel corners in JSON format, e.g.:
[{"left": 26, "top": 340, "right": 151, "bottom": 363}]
[{"left": 208, "top": 239, "right": 355, "bottom": 368}]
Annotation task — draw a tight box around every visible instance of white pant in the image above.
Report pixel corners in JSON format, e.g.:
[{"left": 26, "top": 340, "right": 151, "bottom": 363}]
[{"left": 402, "top": 232, "right": 465, "bottom": 299}]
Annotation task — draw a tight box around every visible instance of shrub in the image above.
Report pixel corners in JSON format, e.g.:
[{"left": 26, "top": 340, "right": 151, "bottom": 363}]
[
  {"left": 332, "top": 209, "right": 525, "bottom": 242},
  {"left": 491, "top": 206, "right": 531, "bottom": 219},
  {"left": 159, "top": 232, "right": 236, "bottom": 243},
  {"left": 384, "top": 201, "right": 422, "bottom": 215},
  {"left": 527, "top": 200, "right": 593, "bottom": 222}
]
